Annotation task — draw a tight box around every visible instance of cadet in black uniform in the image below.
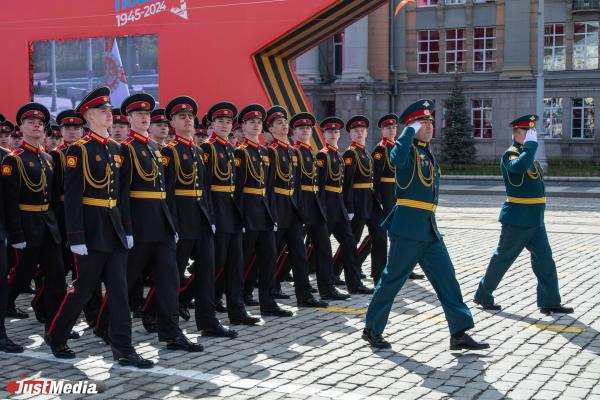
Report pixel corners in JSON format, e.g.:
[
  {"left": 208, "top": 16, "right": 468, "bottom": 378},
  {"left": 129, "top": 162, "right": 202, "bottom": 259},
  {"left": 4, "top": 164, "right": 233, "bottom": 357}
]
[
  {"left": 201, "top": 102, "right": 260, "bottom": 326},
  {"left": 2, "top": 103, "right": 65, "bottom": 334},
  {"left": 161, "top": 95, "right": 237, "bottom": 338},
  {"left": 110, "top": 109, "right": 130, "bottom": 144},
  {"left": 235, "top": 104, "right": 292, "bottom": 318}
]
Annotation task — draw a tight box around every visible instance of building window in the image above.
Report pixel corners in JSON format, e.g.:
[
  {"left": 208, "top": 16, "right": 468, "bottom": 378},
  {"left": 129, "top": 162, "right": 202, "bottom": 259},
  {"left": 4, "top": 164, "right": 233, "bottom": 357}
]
[
  {"left": 333, "top": 33, "right": 344, "bottom": 77},
  {"left": 446, "top": 28, "right": 466, "bottom": 73},
  {"left": 473, "top": 0, "right": 495, "bottom": 3},
  {"left": 544, "top": 23, "right": 566, "bottom": 71},
  {"left": 473, "top": 27, "right": 496, "bottom": 72},
  {"left": 417, "top": 0, "right": 438, "bottom": 7},
  {"left": 445, "top": 0, "right": 465, "bottom": 4},
  {"left": 543, "top": 98, "right": 563, "bottom": 138},
  {"left": 471, "top": 99, "right": 492, "bottom": 138},
  {"left": 573, "top": 22, "right": 599, "bottom": 70},
  {"left": 572, "top": 97, "right": 595, "bottom": 139},
  {"left": 418, "top": 30, "right": 440, "bottom": 74}
]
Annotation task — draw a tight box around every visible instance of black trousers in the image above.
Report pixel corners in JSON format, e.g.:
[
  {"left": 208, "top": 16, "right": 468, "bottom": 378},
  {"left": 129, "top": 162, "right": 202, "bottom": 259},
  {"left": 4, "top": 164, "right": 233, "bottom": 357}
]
[
  {"left": 328, "top": 221, "right": 363, "bottom": 290},
  {"left": 62, "top": 251, "right": 102, "bottom": 328},
  {"left": 351, "top": 210, "right": 388, "bottom": 282},
  {"left": 242, "top": 230, "right": 277, "bottom": 310},
  {"left": 0, "top": 244, "right": 7, "bottom": 336},
  {"left": 305, "top": 222, "right": 337, "bottom": 295},
  {"left": 7, "top": 237, "right": 65, "bottom": 331},
  {"left": 275, "top": 224, "right": 312, "bottom": 302},
  {"left": 46, "top": 250, "right": 133, "bottom": 353},
  {"left": 176, "top": 233, "right": 219, "bottom": 330},
  {"left": 214, "top": 232, "right": 246, "bottom": 320}
]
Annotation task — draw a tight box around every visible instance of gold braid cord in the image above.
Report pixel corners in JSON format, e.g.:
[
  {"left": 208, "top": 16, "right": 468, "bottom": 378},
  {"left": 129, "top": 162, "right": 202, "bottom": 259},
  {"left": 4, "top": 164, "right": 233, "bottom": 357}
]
[
  {"left": 129, "top": 144, "right": 158, "bottom": 185},
  {"left": 211, "top": 144, "right": 232, "bottom": 182},
  {"left": 298, "top": 150, "right": 316, "bottom": 180},
  {"left": 273, "top": 149, "right": 292, "bottom": 183},
  {"left": 352, "top": 149, "right": 373, "bottom": 178},
  {"left": 80, "top": 145, "right": 110, "bottom": 191},
  {"left": 243, "top": 149, "right": 264, "bottom": 185},
  {"left": 172, "top": 146, "right": 196, "bottom": 186},
  {"left": 384, "top": 146, "right": 396, "bottom": 174},
  {"left": 326, "top": 152, "right": 343, "bottom": 183},
  {"left": 15, "top": 156, "right": 46, "bottom": 192}
]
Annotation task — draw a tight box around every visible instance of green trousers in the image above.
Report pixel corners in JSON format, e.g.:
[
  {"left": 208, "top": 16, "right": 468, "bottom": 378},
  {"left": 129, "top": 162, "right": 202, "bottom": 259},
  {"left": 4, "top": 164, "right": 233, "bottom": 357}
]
[
  {"left": 365, "top": 235, "right": 474, "bottom": 336},
  {"left": 474, "top": 224, "right": 561, "bottom": 308}
]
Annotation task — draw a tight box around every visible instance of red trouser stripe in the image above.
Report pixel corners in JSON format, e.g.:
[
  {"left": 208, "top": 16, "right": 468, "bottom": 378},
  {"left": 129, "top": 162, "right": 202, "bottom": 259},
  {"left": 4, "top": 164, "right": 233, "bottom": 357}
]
[
  {"left": 95, "top": 294, "right": 109, "bottom": 329},
  {"left": 179, "top": 273, "right": 196, "bottom": 293},
  {"left": 142, "top": 287, "right": 156, "bottom": 312},
  {"left": 243, "top": 255, "right": 257, "bottom": 281},
  {"left": 7, "top": 249, "right": 20, "bottom": 284},
  {"left": 46, "top": 288, "right": 74, "bottom": 337},
  {"left": 275, "top": 251, "right": 289, "bottom": 277}
]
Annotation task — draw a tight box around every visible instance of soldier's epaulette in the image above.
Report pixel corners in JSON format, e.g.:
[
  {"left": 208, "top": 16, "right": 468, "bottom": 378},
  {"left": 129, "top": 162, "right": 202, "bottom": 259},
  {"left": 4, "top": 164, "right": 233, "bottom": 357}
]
[
  {"left": 167, "top": 141, "right": 177, "bottom": 148},
  {"left": 206, "top": 137, "right": 216, "bottom": 144},
  {"left": 9, "top": 148, "right": 24, "bottom": 157},
  {"left": 109, "top": 138, "right": 120, "bottom": 146},
  {"left": 75, "top": 136, "right": 92, "bottom": 146},
  {"left": 122, "top": 136, "right": 135, "bottom": 146},
  {"left": 238, "top": 143, "right": 247, "bottom": 150},
  {"left": 348, "top": 145, "right": 356, "bottom": 151},
  {"left": 269, "top": 142, "right": 279, "bottom": 149}
]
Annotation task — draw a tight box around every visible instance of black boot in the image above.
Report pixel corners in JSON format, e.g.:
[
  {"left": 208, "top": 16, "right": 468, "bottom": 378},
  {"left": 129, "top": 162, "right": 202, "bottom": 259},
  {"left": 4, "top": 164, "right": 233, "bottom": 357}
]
[
  {"left": 6, "top": 306, "right": 29, "bottom": 319},
  {"left": 201, "top": 323, "right": 238, "bottom": 338},
  {"left": 166, "top": 332, "right": 203, "bottom": 352},
  {"left": 362, "top": 328, "right": 391, "bottom": 349},
  {"left": 474, "top": 300, "right": 502, "bottom": 311},
  {"left": 112, "top": 348, "right": 154, "bottom": 369},
  {"left": 450, "top": 333, "right": 490, "bottom": 350},
  {"left": 0, "top": 335, "right": 24, "bottom": 353},
  {"left": 141, "top": 313, "right": 158, "bottom": 333},
  {"left": 540, "top": 305, "right": 574, "bottom": 315}
]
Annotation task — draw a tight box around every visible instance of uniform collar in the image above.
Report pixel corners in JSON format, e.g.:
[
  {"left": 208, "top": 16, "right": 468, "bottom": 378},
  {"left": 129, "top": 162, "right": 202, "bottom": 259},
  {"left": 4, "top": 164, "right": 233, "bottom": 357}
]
[
  {"left": 175, "top": 135, "right": 194, "bottom": 147},
  {"left": 22, "top": 141, "right": 42, "bottom": 154},
  {"left": 381, "top": 138, "right": 395, "bottom": 146},
  {"left": 244, "top": 138, "right": 260, "bottom": 149},
  {"left": 130, "top": 130, "right": 149, "bottom": 144},
  {"left": 512, "top": 141, "right": 523, "bottom": 149},
  {"left": 326, "top": 143, "right": 338, "bottom": 152},
  {"left": 210, "top": 133, "right": 228, "bottom": 146},
  {"left": 89, "top": 131, "right": 109, "bottom": 145},
  {"left": 352, "top": 141, "right": 365, "bottom": 151},
  {"left": 274, "top": 138, "right": 289, "bottom": 149},
  {"left": 295, "top": 141, "right": 311, "bottom": 150}
]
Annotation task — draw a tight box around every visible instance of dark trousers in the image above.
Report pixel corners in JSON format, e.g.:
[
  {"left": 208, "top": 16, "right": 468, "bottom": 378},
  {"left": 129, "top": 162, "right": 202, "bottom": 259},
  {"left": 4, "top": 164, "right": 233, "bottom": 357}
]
[
  {"left": 275, "top": 224, "right": 312, "bottom": 302},
  {"left": 0, "top": 244, "right": 7, "bottom": 336},
  {"left": 176, "top": 233, "right": 219, "bottom": 330},
  {"left": 351, "top": 210, "right": 388, "bottom": 282},
  {"left": 305, "top": 222, "right": 336, "bottom": 295},
  {"left": 242, "top": 230, "right": 277, "bottom": 310},
  {"left": 328, "top": 221, "right": 363, "bottom": 290},
  {"left": 63, "top": 251, "right": 102, "bottom": 327},
  {"left": 46, "top": 250, "right": 133, "bottom": 353},
  {"left": 7, "top": 237, "right": 65, "bottom": 331},
  {"left": 214, "top": 232, "right": 246, "bottom": 320}
]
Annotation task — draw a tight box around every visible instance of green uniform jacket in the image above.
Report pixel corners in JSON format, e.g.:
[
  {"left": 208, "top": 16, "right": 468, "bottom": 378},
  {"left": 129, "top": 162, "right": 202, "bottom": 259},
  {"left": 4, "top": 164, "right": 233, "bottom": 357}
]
[
  {"left": 499, "top": 141, "right": 545, "bottom": 227},
  {"left": 381, "top": 126, "right": 441, "bottom": 242}
]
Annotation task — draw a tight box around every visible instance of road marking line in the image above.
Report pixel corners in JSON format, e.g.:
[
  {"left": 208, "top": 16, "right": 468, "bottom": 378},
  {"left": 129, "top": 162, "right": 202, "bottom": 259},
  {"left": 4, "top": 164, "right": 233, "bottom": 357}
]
[
  {"left": 525, "top": 324, "right": 585, "bottom": 333},
  {"left": 316, "top": 306, "right": 367, "bottom": 314}
]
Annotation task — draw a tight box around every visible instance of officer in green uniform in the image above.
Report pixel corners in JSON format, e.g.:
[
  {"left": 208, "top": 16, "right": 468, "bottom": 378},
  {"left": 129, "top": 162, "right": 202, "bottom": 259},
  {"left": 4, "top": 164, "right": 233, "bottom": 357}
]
[
  {"left": 363, "top": 99, "right": 489, "bottom": 350},
  {"left": 474, "top": 115, "right": 574, "bottom": 315}
]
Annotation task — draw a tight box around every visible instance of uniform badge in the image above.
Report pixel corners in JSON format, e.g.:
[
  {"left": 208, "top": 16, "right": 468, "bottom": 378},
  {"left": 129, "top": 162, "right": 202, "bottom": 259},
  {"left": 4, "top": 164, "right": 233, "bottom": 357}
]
[
  {"left": 235, "top": 157, "right": 241, "bottom": 167},
  {"left": 203, "top": 153, "right": 209, "bottom": 163},
  {"left": 317, "top": 159, "right": 324, "bottom": 167},
  {"left": 425, "top": 160, "right": 430, "bottom": 166},
  {"left": 374, "top": 152, "right": 382, "bottom": 160},
  {"left": 114, "top": 154, "right": 123, "bottom": 165},
  {"left": 262, "top": 155, "right": 270, "bottom": 166},
  {"left": 66, "top": 156, "right": 78, "bottom": 168},
  {"left": 306, "top": 156, "right": 310, "bottom": 162},
  {"left": 1, "top": 165, "right": 12, "bottom": 175},
  {"left": 344, "top": 157, "right": 353, "bottom": 166},
  {"left": 219, "top": 152, "right": 224, "bottom": 159},
  {"left": 29, "top": 161, "right": 35, "bottom": 168},
  {"left": 252, "top": 156, "right": 257, "bottom": 162},
  {"left": 183, "top": 154, "right": 189, "bottom": 160},
  {"left": 162, "top": 156, "right": 170, "bottom": 166},
  {"left": 95, "top": 154, "right": 102, "bottom": 162},
  {"left": 141, "top": 150, "right": 147, "bottom": 157}
]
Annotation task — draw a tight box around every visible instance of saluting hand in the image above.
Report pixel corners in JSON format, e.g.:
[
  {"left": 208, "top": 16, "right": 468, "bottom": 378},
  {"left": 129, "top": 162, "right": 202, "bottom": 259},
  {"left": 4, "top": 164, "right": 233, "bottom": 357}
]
[
  {"left": 525, "top": 129, "right": 538, "bottom": 143},
  {"left": 409, "top": 121, "right": 422, "bottom": 134}
]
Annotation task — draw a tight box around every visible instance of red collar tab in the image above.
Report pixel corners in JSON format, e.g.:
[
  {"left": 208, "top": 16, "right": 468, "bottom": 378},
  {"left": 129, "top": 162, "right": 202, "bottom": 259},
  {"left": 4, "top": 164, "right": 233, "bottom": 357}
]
[
  {"left": 22, "top": 141, "right": 42, "bottom": 153},
  {"left": 295, "top": 141, "right": 311, "bottom": 150},
  {"left": 126, "top": 101, "right": 152, "bottom": 113},
  {"left": 244, "top": 138, "right": 260, "bottom": 149},
  {"left": 210, "top": 133, "right": 228, "bottom": 146},
  {"left": 350, "top": 121, "right": 367, "bottom": 129},
  {"left": 352, "top": 142, "right": 365, "bottom": 151},
  {"left": 326, "top": 143, "right": 338, "bottom": 152},
  {"left": 130, "top": 130, "right": 149, "bottom": 144},
  {"left": 151, "top": 115, "right": 167, "bottom": 123},
  {"left": 80, "top": 95, "right": 110, "bottom": 114},
  {"left": 322, "top": 123, "right": 342, "bottom": 130},
  {"left": 175, "top": 135, "right": 193, "bottom": 147},
  {"left": 242, "top": 111, "right": 263, "bottom": 122},
  {"left": 274, "top": 138, "right": 289, "bottom": 149},
  {"left": 89, "top": 131, "right": 109, "bottom": 145}
]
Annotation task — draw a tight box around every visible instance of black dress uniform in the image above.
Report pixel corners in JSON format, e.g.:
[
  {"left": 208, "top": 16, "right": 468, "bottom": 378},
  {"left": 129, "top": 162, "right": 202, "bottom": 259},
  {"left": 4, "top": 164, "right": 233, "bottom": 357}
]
[
  {"left": 201, "top": 102, "right": 259, "bottom": 325},
  {"left": 3, "top": 103, "right": 65, "bottom": 333},
  {"left": 315, "top": 117, "right": 370, "bottom": 294},
  {"left": 343, "top": 116, "right": 387, "bottom": 285}
]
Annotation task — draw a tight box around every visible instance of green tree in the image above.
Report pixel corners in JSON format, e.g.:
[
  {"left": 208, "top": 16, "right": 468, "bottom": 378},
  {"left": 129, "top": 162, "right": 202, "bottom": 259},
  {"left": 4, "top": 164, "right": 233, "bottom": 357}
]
[{"left": 441, "top": 74, "right": 476, "bottom": 164}]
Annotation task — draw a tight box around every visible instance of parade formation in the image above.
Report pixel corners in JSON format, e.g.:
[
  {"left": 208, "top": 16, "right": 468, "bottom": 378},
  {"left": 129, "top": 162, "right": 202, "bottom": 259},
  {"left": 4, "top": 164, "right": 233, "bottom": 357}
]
[{"left": 0, "top": 86, "right": 575, "bottom": 369}]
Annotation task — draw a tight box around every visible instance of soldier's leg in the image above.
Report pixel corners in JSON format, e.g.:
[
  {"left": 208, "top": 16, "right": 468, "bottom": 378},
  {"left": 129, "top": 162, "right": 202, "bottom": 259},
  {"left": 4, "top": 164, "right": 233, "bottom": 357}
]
[
  {"left": 224, "top": 232, "right": 246, "bottom": 320},
  {"left": 351, "top": 218, "right": 368, "bottom": 275},
  {"left": 331, "top": 222, "right": 363, "bottom": 290},
  {"left": 7, "top": 248, "right": 38, "bottom": 307},
  {"left": 150, "top": 240, "right": 180, "bottom": 341},
  {"left": 102, "top": 250, "right": 134, "bottom": 353},
  {"left": 46, "top": 252, "right": 106, "bottom": 345},
  {"left": 367, "top": 212, "right": 388, "bottom": 283},
  {"left": 0, "top": 244, "right": 9, "bottom": 335},
  {"left": 307, "top": 223, "right": 336, "bottom": 295},
  {"left": 40, "top": 239, "right": 66, "bottom": 331},
  {"left": 242, "top": 231, "right": 259, "bottom": 299},
  {"left": 189, "top": 232, "right": 219, "bottom": 330},
  {"left": 525, "top": 226, "right": 562, "bottom": 308},
  {"left": 256, "top": 230, "right": 278, "bottom": 311},
  {"left": 418, "top": 239, "right": 475, "bottom": 336},
  {"left": 82, "top": 283, "right": 103, "bottom": 329},
  {"left": 214, "top": 233, "right": 228, "bottom": 303},
  {"left": 365, "top": 236, "right": 424, "bottom": 335},
  {"left": 176, "top": 239, "right": 195, "bottom": 306},
  {"left": 284, "top": 225, "right": 313, "bottom": 302},
  {"left": 474, "top": 224, "right": 532, "bottom": 306}
]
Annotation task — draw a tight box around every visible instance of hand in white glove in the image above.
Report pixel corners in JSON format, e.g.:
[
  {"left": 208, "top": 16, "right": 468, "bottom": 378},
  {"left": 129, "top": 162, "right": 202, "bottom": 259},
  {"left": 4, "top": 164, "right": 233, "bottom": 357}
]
[
  {"left": 70, "top": 244, "right": 88, "bottom": 256},
  {"left": 348, "top": 213, "right": 354, "bottom": 221},
  {"left": 525, "top": 129, "right": 538, "bottom": 143},
  {"left": 174, "top": 233, "right": 179, "bottom": 244},
  {"left": 242, "top": 227, "right": 246, "bottom": 234},
  {"left": 12, "top": 242, "right": 26, "bottom": 250},
  {"left": 273, "top": 223, "right": 278, "bottom": 232},
  {"left": 409, "top": 121, "right": 422, "bottom": 134},
  {"left": 126, "top": 235, "right": 134, "bottom": 249},
  {"left": 211, "top": 225, "right": 216, "bottom": 234}
]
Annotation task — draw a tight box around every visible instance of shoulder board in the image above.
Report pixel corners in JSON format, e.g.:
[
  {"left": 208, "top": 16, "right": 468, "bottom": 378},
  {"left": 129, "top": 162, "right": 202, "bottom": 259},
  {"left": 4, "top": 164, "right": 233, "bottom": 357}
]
[
  {"left": 318, "top": 147, "right": 328, "bottom": 154},
  {"left": 348, "top": 145, "right": 356, "bottom": 151},
  {"left": 238, "top": 143, "right": 247, "bottom": 149},
  {"left": 207, "top": 138, "right": 216, "bottom": 144},
  {"left": 109, "top": 138, "right": 120, "bottom": 145},
  {"left": 75, "top": 136, "right": 91, "bottom": 146},
  {"left": 269, "top": 142, "right": 279, "bottom": 149},
  {"left": 9, "top": 148, "right": 24, "bottom": 157},
  {"left": 122, "top": 136, "right": 134, "bottom": 145},
  {"left": 167, "top": 141, "right": 177, "bottom": 148}
]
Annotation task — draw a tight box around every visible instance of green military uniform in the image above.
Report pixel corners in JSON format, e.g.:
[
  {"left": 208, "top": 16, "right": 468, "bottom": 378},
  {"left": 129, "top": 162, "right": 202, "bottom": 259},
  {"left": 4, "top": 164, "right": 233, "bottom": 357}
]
[
  {"left": 474, "top": 115, "right": 563, "bottom": 309},
  {"left": 365, "top": 100, "right": 475, "bottom": 337}
]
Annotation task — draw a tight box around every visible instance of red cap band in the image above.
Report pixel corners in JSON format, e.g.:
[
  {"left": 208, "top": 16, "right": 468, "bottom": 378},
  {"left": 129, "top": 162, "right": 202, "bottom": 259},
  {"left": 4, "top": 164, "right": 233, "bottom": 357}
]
[{"left": 126, "top": 101, "right": 151, "bottom": 113}]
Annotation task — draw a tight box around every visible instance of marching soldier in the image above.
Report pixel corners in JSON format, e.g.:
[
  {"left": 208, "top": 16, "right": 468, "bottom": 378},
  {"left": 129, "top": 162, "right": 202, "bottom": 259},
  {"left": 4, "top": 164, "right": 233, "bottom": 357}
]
[
  {"left": 372, "top": 114, "right": 424, "bottom": 282},
  {"left": 474, "top": 115, "right": 574, "bottom": 315},
  {"left": 44, "top": 86, "right": 153, "bottom": 367},
  {"left": 201, "top": 102, "right": 260, "bottom": 325},
  {"left": 149, "top": 108, "right": 170, "bottom": 147},
  {"left": 291, "top": 113, "right": 349, "bottom": 301},
  {"left": 110, "top": 109, "right": 130, "bottom": 143},
  {"left": 161, "top": 95, "right": 237, "bottom": 337},
  {"left": 2, "top": 103, "right": 65, "bottom": 335},
  {"left": 266, "top": 108, "right": 328, "bottom": 307},
  {"left": 363, "top": 99, "right": 488, "bottom": 350},
  {"left": 316, "top": 117, "right": 372, "bottom": 295}
]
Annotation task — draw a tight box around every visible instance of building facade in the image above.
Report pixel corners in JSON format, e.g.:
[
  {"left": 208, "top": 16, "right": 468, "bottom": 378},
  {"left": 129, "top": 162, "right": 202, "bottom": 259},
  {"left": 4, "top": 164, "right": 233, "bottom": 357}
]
[{"left": 295, "top": 0, "right": 600, "bottom": 161}]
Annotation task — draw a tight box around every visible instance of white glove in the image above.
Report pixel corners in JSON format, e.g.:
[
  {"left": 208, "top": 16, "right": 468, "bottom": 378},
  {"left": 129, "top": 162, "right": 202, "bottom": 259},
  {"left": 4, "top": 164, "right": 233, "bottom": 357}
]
[
  {"left": 70, "top": 244, "right": 88, "bottom": 256},
  {"left": 126, "top": 235, "right": 134, "bottom": 249},
  {"left": 273, "top": 223, "right": 278, "bottom": 232},
  {"left": 525, "top": 129, "right": 538, "bottom": 143},
  {"left": 409, "top": 121, "right": 422, "bottom": 134},
  {"left": 12, "top": 242, "right": 26, "bottom": 249},
  {"left": 242, "top": 227, "right": 246, "bottom": 233},
  {"left": 348, "top": 213, "right": 354, "bottom": 221},
  {"left": 211, "top": 225, "right": 216, "bottom": 234},
  {"left": 174, "top": 233, "right": 179, "bottom": 244}
]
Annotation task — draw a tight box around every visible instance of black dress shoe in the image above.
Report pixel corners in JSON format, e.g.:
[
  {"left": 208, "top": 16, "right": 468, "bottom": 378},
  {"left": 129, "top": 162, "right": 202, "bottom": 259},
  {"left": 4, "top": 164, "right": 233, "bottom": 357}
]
[
  {"left": 93, "top": 328, "right": 111, "bottom": 345},
  {"left": 6, "top": 306, "right": 29, "bottom": 319},
  {"left": 68, "top": 331, "right": 80, "bottom": 340},
  {"left": 179, "top": 305, "right": 190, "bottom": 321},
  {"left": 450, "top": 333, "right": 490, "bottom": 350},
  {"left": 474, "top": 300, "right": 501, "bottom": 311},
  {"left": 261, "top": 307, "right": 293, "bottom": 317},
  {"left": 48, "top": 341, "right": 76, "bottom": 359},
  {"left": 201, "top": 323, "right": 238, "bottom": 338},
  {"left": 409, "top": 272, "right": 425, "bottom": 280},
  {"left": 230, "top": 313, "right": 261, "bottom": 326},
  {"left": 271, "top": 289, "right": 290, "bottom": 300},
  {"left": 215, "top": 300, "right": 227, "bottom": 313},
  {"left": 297, "top": 297, "right": 328, "bottom": 308},
  {"left": 334, "top": 277, "right": 346, "bottom": 286},
  {"left": 141, "top": 314, "right": 158, "bottom": 333},
  {"left": 362, "top": 328, "right": 391, "bottom": 349},
  {"left": 244, "top": 294, "right": 259, "bottom": 307},
  {"left": 0, "top": 336, "right": 24, "bottom": 353},
  {"left": 166, "top": 333, "right": 203, "bottom": 352},
  {"left": 320, "top": 288, "right": 350, "bottom": 301},
  {"left": 112, "top": 349, "right": 154, "bottom": 369},
  {"left": 540, "top": 305, "right": 574, "bottom": 315},
  {"left": 348, "top": 285, "right": 374, "bottom": 295}
]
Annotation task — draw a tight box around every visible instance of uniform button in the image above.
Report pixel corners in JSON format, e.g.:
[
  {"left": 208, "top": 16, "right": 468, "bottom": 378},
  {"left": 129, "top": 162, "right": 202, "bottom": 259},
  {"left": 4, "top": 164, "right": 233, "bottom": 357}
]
[
  {"left": 110, "top": 163, "right": 114, "bottom": 167},
  {"left": 111, "top": 180, "right": 114, "bottom": 184}
]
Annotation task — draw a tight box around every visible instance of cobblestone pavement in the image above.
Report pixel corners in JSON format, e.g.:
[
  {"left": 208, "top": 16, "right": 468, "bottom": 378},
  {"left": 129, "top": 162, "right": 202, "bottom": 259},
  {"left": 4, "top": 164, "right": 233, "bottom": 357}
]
[{"left": 1, "top": 194, "right": 599, "bottom": 400}]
